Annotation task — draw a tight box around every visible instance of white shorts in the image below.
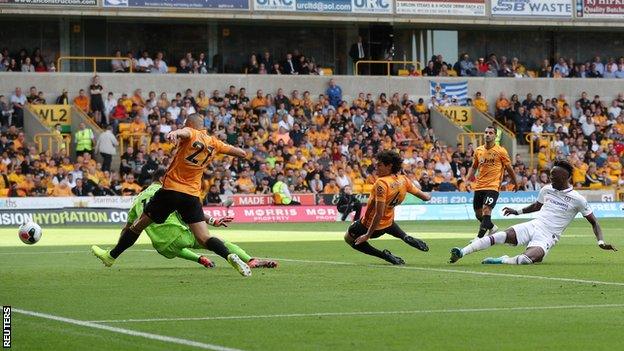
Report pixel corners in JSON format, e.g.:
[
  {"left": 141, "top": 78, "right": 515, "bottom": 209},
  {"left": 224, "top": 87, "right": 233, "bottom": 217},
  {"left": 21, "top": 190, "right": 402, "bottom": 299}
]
[{"left": 510, "top": 220, "right": 557, "bottom": 257}]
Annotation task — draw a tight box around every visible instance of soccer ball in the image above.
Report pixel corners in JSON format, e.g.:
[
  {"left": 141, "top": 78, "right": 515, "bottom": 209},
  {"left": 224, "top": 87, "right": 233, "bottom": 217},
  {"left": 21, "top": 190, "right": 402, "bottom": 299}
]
[{"left": 18, "top": 221, "right": 42, "bottom": 245}]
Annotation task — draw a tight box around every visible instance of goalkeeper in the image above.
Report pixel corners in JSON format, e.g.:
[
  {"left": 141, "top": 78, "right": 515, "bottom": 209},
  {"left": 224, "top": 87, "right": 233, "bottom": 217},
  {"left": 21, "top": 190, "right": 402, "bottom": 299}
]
[{"left": 92, "top": 168, "right": 277, "bottom": 269}]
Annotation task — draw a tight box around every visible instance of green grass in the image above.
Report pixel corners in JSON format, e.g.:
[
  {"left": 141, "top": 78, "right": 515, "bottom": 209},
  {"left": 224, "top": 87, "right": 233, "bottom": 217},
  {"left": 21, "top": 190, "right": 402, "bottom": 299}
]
[{"left": 1, "top": 219, "right": 623, "bottom": 351}]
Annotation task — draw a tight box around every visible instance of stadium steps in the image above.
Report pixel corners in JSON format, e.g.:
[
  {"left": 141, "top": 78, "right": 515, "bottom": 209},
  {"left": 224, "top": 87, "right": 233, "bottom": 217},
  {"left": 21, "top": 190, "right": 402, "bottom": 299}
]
[
  {"left": 71, "top": 106, "right": 120, "bottom": 169},
  {"left": 471, "top": 109, "right": 517, "bottom": 158},
  {"left": 430, "top": 108, "right": 470, "bottom": 148},
  {"left": 24, "top": 105, "right": 56, "bottom": 150}
]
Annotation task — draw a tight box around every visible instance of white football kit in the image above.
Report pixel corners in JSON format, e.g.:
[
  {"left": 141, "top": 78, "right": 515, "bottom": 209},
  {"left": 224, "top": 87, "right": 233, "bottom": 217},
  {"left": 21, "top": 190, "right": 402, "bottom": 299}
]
[{"left": 511, "top": 185, "right": 592, "bottom": 255}]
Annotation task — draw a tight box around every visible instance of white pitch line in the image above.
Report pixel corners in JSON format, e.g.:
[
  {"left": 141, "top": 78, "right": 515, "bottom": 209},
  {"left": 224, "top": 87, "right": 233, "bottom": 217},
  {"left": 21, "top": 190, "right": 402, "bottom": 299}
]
[
  {"left": 0, "top": 249, "right": 153, "bottom": 255},
  {"left": 13, "top": 308, "right": 244, "bottom": 351},
  {"left": 276, "top": 258, "right": 624, "bottom": 287},
  {"left": 89, "top": 304, "right": 624, "bottom": 324},
  {"left": 3, "top": 250, "right": 624, "bottom": 287}
]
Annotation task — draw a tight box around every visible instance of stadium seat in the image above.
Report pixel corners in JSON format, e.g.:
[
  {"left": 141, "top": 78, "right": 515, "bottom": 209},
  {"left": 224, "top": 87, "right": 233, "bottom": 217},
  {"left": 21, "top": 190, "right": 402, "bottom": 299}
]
[
  {"left": 398, "top": 69, "right": 409, "bottom": 76},
  {"left": 0, "top": 189, "right": 8, "bottom": 197},
  {"left": 321, "top": 68, "right": 333, "bottom": 76},
  {"left": 168, "top": 66, "right": 177, "bottom": 73}
]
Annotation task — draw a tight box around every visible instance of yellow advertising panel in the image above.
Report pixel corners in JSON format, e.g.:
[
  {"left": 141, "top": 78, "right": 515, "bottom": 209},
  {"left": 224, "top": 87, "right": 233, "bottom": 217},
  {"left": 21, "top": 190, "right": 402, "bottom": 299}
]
[
  {"left": 30, "top": 105, "right": 72, "bottom": 132},
  {"left": 439, "top": 106, "right": 472, "bottom": 126}
]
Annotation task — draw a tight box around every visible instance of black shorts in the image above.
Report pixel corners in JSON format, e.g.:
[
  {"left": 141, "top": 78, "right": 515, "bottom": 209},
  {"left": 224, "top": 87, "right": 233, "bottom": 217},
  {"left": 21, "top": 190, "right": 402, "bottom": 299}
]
[
  {"left": 144, "top": 188, "right": 205, "bottom": 224},
  {"left": 473, "top": 190, "right": 500, "bottom": 211},
  {"left": 347, "top": 220, "right": 406, "bottom": 240}
]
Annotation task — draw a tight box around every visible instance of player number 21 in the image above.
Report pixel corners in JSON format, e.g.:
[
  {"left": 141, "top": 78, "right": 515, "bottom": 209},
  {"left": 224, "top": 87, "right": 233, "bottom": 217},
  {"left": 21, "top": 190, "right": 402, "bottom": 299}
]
[{"left": 185, "top": 141, "right": 213, "bottom": 166}]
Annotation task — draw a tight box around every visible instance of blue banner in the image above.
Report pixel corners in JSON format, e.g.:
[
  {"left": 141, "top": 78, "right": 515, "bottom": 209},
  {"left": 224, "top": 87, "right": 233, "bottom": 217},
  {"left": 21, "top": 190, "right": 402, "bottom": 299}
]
[
  {"left": 104, "top": 0, "right": 248, "bottom": 9},
  {"left": 404, "top": 191, "right": 540, "bottom": 205},
  {"left": 394, "top": 202, "right": 624, "bottom": 221}
]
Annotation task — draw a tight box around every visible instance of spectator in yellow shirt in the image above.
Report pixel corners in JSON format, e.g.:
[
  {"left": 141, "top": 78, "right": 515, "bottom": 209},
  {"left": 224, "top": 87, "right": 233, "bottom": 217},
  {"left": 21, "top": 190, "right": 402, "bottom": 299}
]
[
  {"left": 50, "top": 180, "right": 73, "bottom": 197},
  {"left": 474, "top": 92, "right": 489, "bottom": 113},
  {"left": 121, "top": 174, "right": 142, "bottom": 196},
  {"left": 74, "top": 89, "right": 90, "bottom": 114},
  {"left": 323, "top": 179, "right": 340, "bottom": 194}
]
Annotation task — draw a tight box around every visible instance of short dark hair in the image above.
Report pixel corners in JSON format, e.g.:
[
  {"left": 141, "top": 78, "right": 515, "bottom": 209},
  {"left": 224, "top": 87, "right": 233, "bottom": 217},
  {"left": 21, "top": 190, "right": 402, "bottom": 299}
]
[
  {"left": 152, "top": 167, "right": 167, "bottom": 182},
  {"left": 485, "top": 125, "right": 497, "bottom": 133},
  {"left": 553, "top": 159, "right": 573, "bottom": 178},
  {"left": 376, "top": 150, "right": 403, "bottom": 174}
]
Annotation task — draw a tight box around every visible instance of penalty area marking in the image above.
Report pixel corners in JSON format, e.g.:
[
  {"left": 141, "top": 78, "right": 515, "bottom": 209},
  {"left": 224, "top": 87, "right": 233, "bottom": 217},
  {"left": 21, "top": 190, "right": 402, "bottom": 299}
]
[
  {"left": 13, "top": 308, "right": 244, "bottom": 351},
  {"left": 89, "top": 304, "right": 624, "bottom": 324}
]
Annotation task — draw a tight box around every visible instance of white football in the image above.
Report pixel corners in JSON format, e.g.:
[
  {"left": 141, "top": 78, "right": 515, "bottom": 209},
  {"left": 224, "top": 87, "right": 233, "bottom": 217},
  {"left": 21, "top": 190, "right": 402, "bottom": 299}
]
[{"left": 18, "top": 221, "right": 43, "bottom": 245}]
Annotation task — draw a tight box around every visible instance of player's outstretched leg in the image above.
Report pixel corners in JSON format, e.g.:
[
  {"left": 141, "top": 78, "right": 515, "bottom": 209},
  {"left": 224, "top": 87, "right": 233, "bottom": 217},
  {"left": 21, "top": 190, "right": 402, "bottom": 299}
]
[
  {"left": 482, "top": 247, "right": 543, "bottom": 265},
  {"left": 91, "top": 245, "right": 115, "bottom": 267},
  {"left": 450, "top": 230, "right": 512, "bottom": 263},
  {"left": 386, "top": 223, "right": 429, "bottom": 252},
  {"left": 344, "top": 232, "right": 404, "bottom": 265},
  {"left": 225, "top": 241, "right": 278, "bottom": 268},
  {"left": 188, "top": 222, "right": 251, "bottom": 276},
  {"left": 176, "top": 248, "right": 215, "bottom": 268}
]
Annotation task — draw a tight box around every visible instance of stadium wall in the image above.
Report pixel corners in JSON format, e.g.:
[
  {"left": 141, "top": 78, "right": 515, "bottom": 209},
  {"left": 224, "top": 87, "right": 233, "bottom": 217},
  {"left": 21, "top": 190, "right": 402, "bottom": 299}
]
[{"left": 2, "top": 73, "right": 623, "bottom": 107}]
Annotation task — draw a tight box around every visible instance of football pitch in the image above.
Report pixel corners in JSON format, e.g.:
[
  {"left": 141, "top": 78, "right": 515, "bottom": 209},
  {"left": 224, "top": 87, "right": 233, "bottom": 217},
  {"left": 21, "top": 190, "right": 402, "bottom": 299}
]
[{"left": 1, "top": 219, "right": 623, "bottom": 351}]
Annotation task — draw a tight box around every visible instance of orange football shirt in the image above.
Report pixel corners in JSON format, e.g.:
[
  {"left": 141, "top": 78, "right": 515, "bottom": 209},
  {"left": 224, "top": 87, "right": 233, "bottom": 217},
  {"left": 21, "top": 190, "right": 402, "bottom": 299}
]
[
  {"left": 472, "top": 145, "right": 511, "bottom": 191},
  {"left": 163, "top": 128, "right": 230, "bottom": 197},
  {"left": 362, "top": 174, "right": 418, "bottom": 230}
]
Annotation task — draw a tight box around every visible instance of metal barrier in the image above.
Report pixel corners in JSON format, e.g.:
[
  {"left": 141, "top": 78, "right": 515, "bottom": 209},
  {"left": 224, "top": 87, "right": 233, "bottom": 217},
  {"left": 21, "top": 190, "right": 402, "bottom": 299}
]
[
  {"left": 355, "top": 60, "right": 421, "bottom": 76},
  {"left": 457, "top": 133, "right": 485, "bottom": 152},
  {"left": 34, "top": 133, "right": 70, "bottom": 154},
  {"left": 57, "top": 56, "right": 134, "bottom": 73},
  {"left": 118, "top": 133, "right": 151, "bottom": 152},
  {"left": 525, "top": 132, "right": 556, "bottom": 170},
  {"left": 480, "top": 110, "right": 516, "bottom": 139}
]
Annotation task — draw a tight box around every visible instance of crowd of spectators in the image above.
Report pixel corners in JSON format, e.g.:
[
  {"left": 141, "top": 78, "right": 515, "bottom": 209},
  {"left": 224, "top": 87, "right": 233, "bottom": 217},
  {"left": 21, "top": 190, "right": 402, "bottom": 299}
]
[
  {"left": 3, "top": 47, "right": 624, "bottom": 79},
  {"left": 475, "top": 90, "right": 624, "bottom": 189},
  {"left": 417, "top": 54, "right": 624, "bottom": 79},
  {"left": 1, "top": 73, "right": 624, "bottom": 199}
]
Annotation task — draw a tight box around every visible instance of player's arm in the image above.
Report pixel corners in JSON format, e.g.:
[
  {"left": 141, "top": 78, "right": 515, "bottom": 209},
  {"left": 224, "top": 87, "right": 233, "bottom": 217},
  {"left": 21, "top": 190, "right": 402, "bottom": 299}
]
[
  {"left": 354, "top": 198, "right": 385, "bottom": 245},
  {"left": 504, "top": 163, "right": 519, "bottom": 192},
  {"left": 502, "top": 201, "right": 543, "bottom": 216},
  {"left": 466, "top": 154, "right": 478, "bottom": 183},
  {"left": 166, "top": 127, "right": 192, "bottom": 143},
  {"left": 221, "top": 144, "right": 249, "bottom": 159},
  {"left": 584, "top": 213, "right": 617, "bottom": 251},
  {"left": 407, "top": 180, "right": 431, "bottom": 201},
  {"left": 204, "top": 214, "right": 234, "bottom": 227}
]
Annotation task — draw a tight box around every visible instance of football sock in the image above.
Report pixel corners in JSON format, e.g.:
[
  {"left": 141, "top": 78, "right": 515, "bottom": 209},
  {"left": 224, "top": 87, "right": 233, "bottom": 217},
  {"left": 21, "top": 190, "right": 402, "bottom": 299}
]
[
  {"left": 462, "top": 231, "right": 506, "bottom": 256},
  {"left": 502, "top": 254, "right": 533, "bottom": 265},
  {"left": 478, "top": 215, "right": 494, "bottom": 237},
  {"left": 351, "top": 242, "right": 387, "bottom": 260},
  {"left": 177, "top": 248, "right": 201, "bottom": 263},
  {"left": 110, "top": 227, "right": 141, "bottom": 259},
  {"left": 204, "top": 237, "right": 230, "bottom": 259},
  {"left": 225, "top": 241, "right": 252, "bottom": 263}
]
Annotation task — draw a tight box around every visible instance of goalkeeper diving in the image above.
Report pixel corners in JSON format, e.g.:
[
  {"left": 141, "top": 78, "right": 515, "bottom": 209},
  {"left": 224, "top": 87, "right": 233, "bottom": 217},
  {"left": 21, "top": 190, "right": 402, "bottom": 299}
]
[{"left": 92, "top": 168, "right": 277, "bottom": 270}]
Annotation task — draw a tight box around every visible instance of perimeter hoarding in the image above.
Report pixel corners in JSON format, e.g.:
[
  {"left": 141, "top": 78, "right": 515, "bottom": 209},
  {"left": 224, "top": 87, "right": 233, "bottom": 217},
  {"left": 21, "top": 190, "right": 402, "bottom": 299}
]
[
  {"left": 253, "top": 0, "right": 393, "bottom": 13},
  {"left": 576, "top": 0, "right": 624, "bottom": 18},
  {"left": 0, "top": 0, "right": 96, "bottom": 5},
  {"left": 103, "top": 0, "right": 248, "bottom": 9},
  {"left": 396, "top": 0, "right": 486, "bottom": 16},
  {"left": 491, "top": 0, "right": 573, "bottom": 17}
]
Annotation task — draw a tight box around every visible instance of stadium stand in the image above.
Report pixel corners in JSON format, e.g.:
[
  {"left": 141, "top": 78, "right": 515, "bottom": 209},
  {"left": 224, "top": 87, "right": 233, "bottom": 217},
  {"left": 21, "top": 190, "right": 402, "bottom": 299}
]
[{"left": 2, "top": 74, "right": 624, "bottom": 201}]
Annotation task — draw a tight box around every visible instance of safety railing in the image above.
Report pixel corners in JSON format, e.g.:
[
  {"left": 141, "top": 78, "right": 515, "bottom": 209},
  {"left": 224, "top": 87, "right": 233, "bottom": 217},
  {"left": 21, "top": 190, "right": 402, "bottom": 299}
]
[
  {"left": 525, "top": 132, "right": 556, "bottom": 170},
  {"left": 457, "top": 133, "right": 485, "bottom": 152},
  {"left": 57, "top": 56, "right": 134, "bottom": 73},
  {"left": 480, "top": 110, "right": 516, "bottom": 139},
  {"left": 34, "top": 133, "right": 70, "bottom": 154},
  {"left": 355, "top": 60, "right": 421, "bottom": 76},
  {"left": 118, "top": 132, "right": 151, "bottom": 152},
  {"left": 72, "top": 105, "right": 104, "bottom": 134}
]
